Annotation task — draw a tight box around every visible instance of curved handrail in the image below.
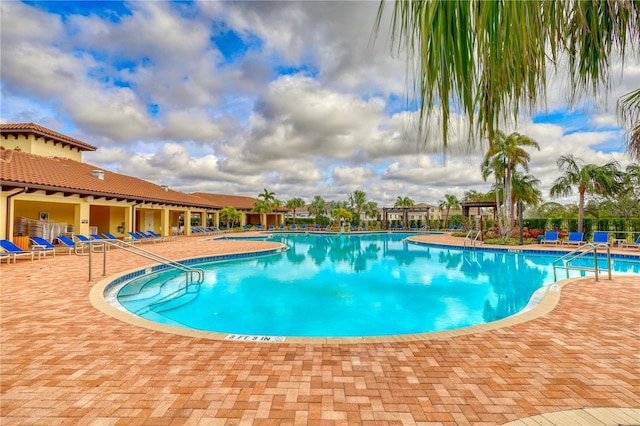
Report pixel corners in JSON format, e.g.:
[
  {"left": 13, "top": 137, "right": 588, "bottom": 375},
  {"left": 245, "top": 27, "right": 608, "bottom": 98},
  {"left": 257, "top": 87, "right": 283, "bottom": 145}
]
[
  {"left": 84, "top": 239, "right": 205, "bottom": 284},
  {"left": 552, "top": 242, "right": 611, "bottom": 282},
  {"left": 463, "top": 230, "right": 481, "bottom": 249}
]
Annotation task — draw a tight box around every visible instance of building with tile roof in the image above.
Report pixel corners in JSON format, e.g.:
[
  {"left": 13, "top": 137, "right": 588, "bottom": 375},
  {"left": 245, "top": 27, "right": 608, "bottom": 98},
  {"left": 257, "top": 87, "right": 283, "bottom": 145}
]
[{"left": 0, "top": 124, "right": 284, "bottom": 241}]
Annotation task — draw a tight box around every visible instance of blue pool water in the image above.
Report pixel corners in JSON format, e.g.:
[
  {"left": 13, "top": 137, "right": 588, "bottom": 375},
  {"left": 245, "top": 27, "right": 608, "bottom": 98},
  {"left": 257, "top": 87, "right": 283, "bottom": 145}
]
[{"left": 115, "top": 233, "right": 640, "bottom": 337}]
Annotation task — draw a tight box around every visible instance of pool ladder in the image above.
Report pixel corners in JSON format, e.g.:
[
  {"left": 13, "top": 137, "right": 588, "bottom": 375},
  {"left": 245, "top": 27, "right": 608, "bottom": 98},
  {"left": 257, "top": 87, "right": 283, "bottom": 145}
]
[
  {"left": 463, "top": 230, "right": 482, "bottom": 249},
  {"left": 78, "top": 239, "right": 205, "bottom": 284},
  {"left": 552, "top": 243, "right": 612, "bottom": 282}
]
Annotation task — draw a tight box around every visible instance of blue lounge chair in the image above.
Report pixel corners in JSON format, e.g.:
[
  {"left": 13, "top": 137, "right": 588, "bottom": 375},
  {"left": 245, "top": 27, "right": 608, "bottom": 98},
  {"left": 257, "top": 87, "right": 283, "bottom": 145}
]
[
  {"left": 280, "top": 224, "right": 286, "bottom": 230},
  {"left": 322, "top": 225, "right": 329, "bottom": 231},
  {"left": 622, "top": 236, "right": 640, "bottom": 250},
  {"left": 0, "top": 239, "right": 38, "bottom": 263},
  {"left": 268, "top": 225, "right": 275, "bottom": 231},
  {"left": 291, "top": 224, "right": 297, "bottom": 231},
  {"left": 137, "top": 231, "right": 160, "bottom": 243},
  {"left": 301, "top": 224, "right": 307, "bottom": 231},
  {"left": 56, "top": 235, "right": 86, "bottom": 253},
  {"left": 75, "top": 235, "right": 91, "bottom": 243},
  {"left": 389, "top": 224, "right": 396, "bottom": 231},
  {"left": 360, "top": 224, "right": 366, "bottom": 231},
  {"left": 29, "top": 237, "right": 59, "bottom": 258},
  {"left": 147, "top": 230, "right": 171, "bottom": 241},
  {"left": 446, "top": 225, "right": 455, "bottom": 231},
  {"left": 593, "top": 231, "right": 609, "bottom": 245},
  {"left": 397, "top": 224, "right": 404, "bottom": 230},
  {"left": 542, "top": 231, "right": 560, "bottom": 245},
  {"left": 562, "top": 232, "right": 585, "bottom": 246},
  {"left": 127, "top": 232, "right": 149, "bottom": 243},
  {"left": 315, "top": 224, "right": 321, "bottom": 231},
  {"left": 256, "top": 224, "right": 263, "bottom": 231}
]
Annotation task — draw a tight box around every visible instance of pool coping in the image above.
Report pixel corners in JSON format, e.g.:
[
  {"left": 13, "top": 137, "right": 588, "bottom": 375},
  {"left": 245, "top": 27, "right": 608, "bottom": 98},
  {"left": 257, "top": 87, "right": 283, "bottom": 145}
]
[{"left": 88, "top": 240, "right": 606, "bottom": 344}]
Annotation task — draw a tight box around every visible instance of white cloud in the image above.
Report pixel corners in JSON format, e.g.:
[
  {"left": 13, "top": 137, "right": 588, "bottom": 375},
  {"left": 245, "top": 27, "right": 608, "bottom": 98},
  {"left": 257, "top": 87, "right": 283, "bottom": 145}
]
[{"left": 1, "top": 1, "right": 638, "bottom": 209}]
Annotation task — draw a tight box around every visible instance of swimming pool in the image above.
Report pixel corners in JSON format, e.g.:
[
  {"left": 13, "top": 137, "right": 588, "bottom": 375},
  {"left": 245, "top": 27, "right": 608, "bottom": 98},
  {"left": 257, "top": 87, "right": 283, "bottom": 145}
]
[{"left": 111, "top": 233, "right": 640, "bottom": 338}]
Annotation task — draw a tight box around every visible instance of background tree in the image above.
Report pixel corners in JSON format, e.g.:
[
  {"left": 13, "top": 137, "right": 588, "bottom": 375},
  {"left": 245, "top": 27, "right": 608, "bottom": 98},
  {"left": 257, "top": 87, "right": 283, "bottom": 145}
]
[
  {"left": 286, "top": 197, "right": 305, "bottom": 225},
  {"left": 251, "top": 199, "right": 272, "bottom": 228},
  {"left": 394, "top": 196, "right": 414, "bottom": 208},
  {"left": 308, "top": 195, "right": 327, "bottom": 224},
  {"left": 258, "top": 188, "right": 276, "bottom": 205},
  {"left": 349, "top": 189, "right": 368, "bottom": 224},
  {"left": 550, "top": 155, "right": 622, "bottom": 233},
  {"left": 219, "top": 206, "right": 241, "bottom": 230},
  {"left": 511, "top": 172, "right": 542, "bottom": 222},
  {"left": 438, "top": 194, "right": 460, "bottom": 228},
  {"left": 332, "top": 207, "right": 353, "bottom": 226},
  {"left": 483, "top": 131, "right": 540, "bottom": 228},
  {"left": 363, "top": 201, "right": 379, "bottom": 222},
  {"left": 617, "top": 88, "right": 640, "bottom": 160},
  {"left": 377, "top": 1, "right": 640, "bottom": 156}
]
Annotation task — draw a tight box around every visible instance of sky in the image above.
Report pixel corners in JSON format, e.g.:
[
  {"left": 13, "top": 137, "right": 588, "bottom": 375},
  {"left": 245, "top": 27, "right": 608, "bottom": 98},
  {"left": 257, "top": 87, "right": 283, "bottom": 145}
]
[{"left": 1, "top": 0, "right": 639, "bottom": 208}]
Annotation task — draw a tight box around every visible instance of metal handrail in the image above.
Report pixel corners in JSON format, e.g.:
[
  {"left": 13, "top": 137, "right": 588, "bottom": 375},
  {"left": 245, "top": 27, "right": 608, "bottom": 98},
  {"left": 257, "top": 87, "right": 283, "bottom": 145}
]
[
  {"left": 463, "top": 230, "right": 482, "bottom": 249},
  {"left": 83, "top": 239, "right": 205, "bottom": 284},
  {"left": 552, "top": 242, "right": 612, "bottom": 282}
]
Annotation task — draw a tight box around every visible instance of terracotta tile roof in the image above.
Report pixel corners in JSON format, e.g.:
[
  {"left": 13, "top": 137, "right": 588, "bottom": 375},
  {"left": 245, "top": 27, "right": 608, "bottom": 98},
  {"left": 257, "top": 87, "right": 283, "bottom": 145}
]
[
  {"left": 0, "top": 149, "right": 219, "bottom": 208},
  {"left": 192, "top": 193, "right": 257, "bottom": 210},
  {"left": 0, "top": 123, "right": 97, "bottom": 152},
  {"left": 192, "top": 193, "right": 289, "bottom": 212}
]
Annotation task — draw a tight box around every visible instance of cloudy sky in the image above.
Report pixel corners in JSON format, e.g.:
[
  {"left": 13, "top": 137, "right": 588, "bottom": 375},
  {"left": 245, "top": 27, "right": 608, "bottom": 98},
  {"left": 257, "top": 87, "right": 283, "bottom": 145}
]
[{"left": 2, "top": 1, "right": 638, "bottom": 208}]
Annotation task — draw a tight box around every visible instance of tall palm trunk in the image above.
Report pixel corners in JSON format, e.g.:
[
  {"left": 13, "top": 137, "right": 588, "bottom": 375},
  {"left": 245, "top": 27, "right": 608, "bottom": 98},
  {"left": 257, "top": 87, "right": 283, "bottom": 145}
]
[{"left": 578, "top": 187, "right": 585, "bottom": 233}]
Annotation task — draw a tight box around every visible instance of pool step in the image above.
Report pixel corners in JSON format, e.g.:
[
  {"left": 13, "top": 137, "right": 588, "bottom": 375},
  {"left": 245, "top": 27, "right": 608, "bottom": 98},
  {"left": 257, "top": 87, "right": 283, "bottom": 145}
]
[
  {"left": 119, "top": 275, "right": 186, "bottom": 304},
  {"left": 148, "top": 285, "right": 201, "bottom": 313}
]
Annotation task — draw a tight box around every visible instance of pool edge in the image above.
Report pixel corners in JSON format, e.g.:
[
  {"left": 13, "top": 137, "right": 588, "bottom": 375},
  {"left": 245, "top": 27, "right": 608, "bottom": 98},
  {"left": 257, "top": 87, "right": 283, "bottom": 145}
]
[{"left": 89, "top": 248, "right": 592, "bottom": 344}]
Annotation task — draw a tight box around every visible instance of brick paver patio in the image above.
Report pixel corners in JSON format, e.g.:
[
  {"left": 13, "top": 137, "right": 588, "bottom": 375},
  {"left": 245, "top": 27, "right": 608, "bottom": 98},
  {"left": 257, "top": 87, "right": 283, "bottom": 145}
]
[{"left": 1, "top": 233, "right": 638, "bottom": 425}]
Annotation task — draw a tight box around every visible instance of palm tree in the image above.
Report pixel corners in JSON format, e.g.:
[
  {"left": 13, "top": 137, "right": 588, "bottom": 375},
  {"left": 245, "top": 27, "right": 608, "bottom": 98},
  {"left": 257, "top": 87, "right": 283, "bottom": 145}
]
[
  {"left": 617, "top": 88, "right": 640, "bottom": 160},
  {"left": 511, "top": 172, "right": 542, "bottom": 222},
  {"left": 258, "top": 188, "right": 276, "bottom": 205},
  {"left": 394, "top": 196, "right": 414, "bottom": 228},
  {"left": 332, "top": 207, "right": 353, "bottom": 227},
  {"left": 550, "top": 155, "right": 622, "bottom": 233},
  {"left": 483, "top": 131, "right": 540, "bottom": 228},
  {"left": 363, "top": 201, "right": 379, "bottom": 223},
  {"left": 376, "top": 1, "right": 640, "bottom": 156},
  {"left": 394, "top": 196, "right": 414, "bottom": 208},
  {"left": 251, "top": 199, "right": 272, "bottom": 228},
  {"left": 349, "top": 190, "right": 368, "bottom": 224},
  {"left": 439, "top": 194, "right": 460, "bottom": 228},
  {"left": 308, "top": 195, "right": 327, "bottom": 224},
  {"left": 219, "top": 206, "right": 241, "bottom": 230},
  {"left": 286, "top": 197, "right": 305, "bottom": 225}
]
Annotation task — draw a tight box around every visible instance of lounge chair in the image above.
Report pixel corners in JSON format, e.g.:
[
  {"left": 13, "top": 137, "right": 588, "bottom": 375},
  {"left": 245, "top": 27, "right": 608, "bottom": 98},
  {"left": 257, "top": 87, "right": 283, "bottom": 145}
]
[
  {"left": 397, "top": 224, "right": 404, "bottom": 230},
  {"left": 29, "top": 237, "right": 59, "bottom": 258},
  {"left": 256, "top": 224, "right": 263, "bottom": 231},
  {"left": 56, "top": 235, "right": 85, "bottom": 253},
  {"left": 621, "top": 236, "right": 640, "bottom": 250},
  {"left": 360, "top": 224, "right": 366, "bottom": 231},
  {"left": 75, "top": 235, "right": 91, "bottom": 243},
  {"left": 291, "top": 224, "right": 297, "bottom": 231},
  {"left": 314, "top": 224, "right": 321, "bottom": 231},
  {"left": 127, "top": 232, "right": 150, "bottom": 243},
  {"left": 562, "top": 232, "right": 585, "bottom": 246},
  {"left": 592, "top": 231, "right": 610, "bottom": 245},
  {"left": 0, "top": 239, "right": 38, "bottom": 263},
  {"left": 147, "top": 230, "right": 171, "bottom": 241},
  {"left": 268, "top": 225, "right": 275, "bottom": 231},
  {"left": 242, "top": 225, "right": 249, "bottom": 231},
  {"left": 389, "top": 224, "right": 396, "bottom": 231},
  {"left": 137, "top": 231, "right": 161, "bottom": 243},
  {"left": 301, "top": 224, "right": 307, "bottom": 231},
  {"left": 445, "top": 225, "right": 455, "bottom": 231},
  {"left": 541, "top": 231, "right": 560, "bottom": 245},
  {"left": 280, "top": 224, "right": 286, "bottom": 230}
]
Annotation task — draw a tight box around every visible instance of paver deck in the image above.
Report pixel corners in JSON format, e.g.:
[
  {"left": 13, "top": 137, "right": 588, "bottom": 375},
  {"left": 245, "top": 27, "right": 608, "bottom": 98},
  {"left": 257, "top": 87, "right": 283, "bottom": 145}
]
[{"left": 1, "top": 232, "right": 639, "bottom": 425}]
